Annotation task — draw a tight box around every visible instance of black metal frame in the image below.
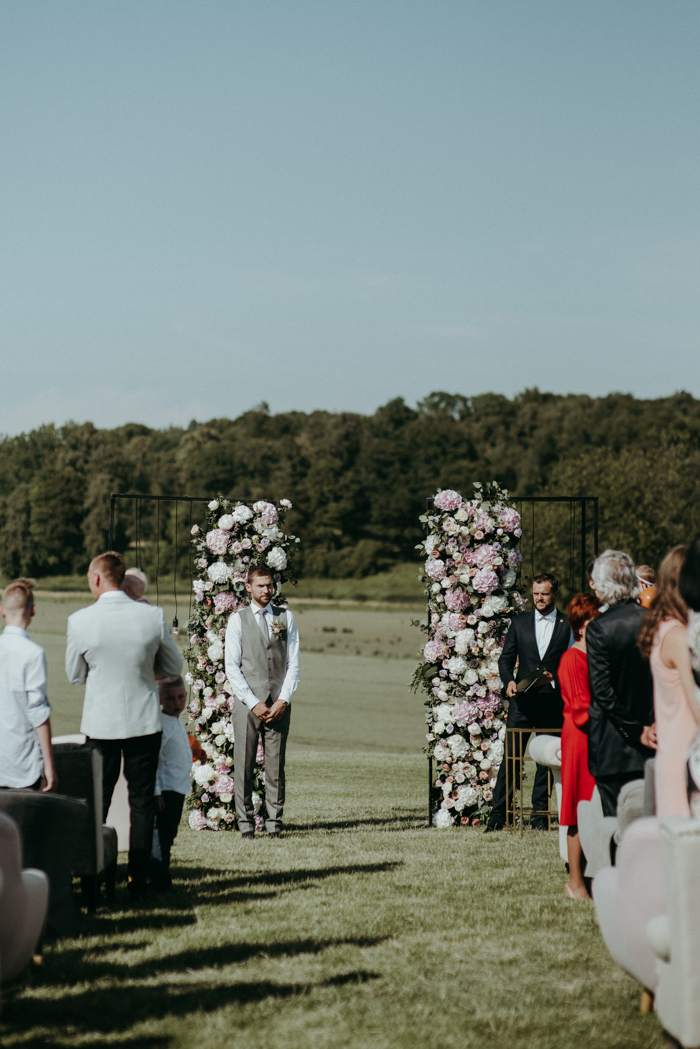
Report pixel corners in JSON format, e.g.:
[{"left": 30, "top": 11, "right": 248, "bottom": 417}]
[{"left": 426, "top": 493, "right": 599, "bottom": 825}]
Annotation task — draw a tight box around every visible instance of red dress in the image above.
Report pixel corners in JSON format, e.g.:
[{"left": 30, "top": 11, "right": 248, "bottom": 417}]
[{"left": 559, "top": 646, "right": 596, "bottom": 826}]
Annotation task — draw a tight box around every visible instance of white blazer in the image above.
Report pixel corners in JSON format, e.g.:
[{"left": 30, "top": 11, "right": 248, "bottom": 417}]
[{"left": 65, "top": 590, "right": 182, "bottom": 739}]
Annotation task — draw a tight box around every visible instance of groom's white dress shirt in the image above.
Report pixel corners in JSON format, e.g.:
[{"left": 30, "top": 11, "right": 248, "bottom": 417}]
[
  {"left": 225, "top": 601, "right": 300, "bottom": 710},
  {"left": 66, "top": 590, "right": 182, "bottom": 739},
  {"left": 535, "top": 607, "right": 558, "bottom": 660},
  {"left": 0, "top": 625, "right": 51, "bottom": 788}
]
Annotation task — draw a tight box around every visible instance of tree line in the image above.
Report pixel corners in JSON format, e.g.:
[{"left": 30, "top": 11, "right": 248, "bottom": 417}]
[{"left": 1, "top": 388, "right": 699, "bottom": 587}]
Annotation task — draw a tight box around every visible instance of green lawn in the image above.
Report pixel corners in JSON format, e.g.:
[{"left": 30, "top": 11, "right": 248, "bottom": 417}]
[{"left": 0, "top": 597, "right": 665, "bottom": 1048}]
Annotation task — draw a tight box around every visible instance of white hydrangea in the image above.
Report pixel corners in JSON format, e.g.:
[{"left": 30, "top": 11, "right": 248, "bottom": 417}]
[
  {"left": 266, "top": 547, "right": 287, "bottom": 571},
  {"left": 193, "top": 763, "right": 216, "bottom": 786},
  {"left": 433, "top": 703, "right": 454, "bottom": 724},
  {"left": 433, "top": 809, "right": 455, "bottom": 828},
  {"left": 454, "top": 628, "right": 474, "bottom": 654},
  {"left": 207, "top": 640, "right": 224, "bottom": 663},
  {"left": 207, "top": 562, "right": 230, "bottom": 584},
  {"left": 446, "top": 655, "right": 467, "bottom": 675},
  {"left": 232, "top": 504, "right": 253, "bottom": 523},
  {"left": 448, "top": 734, "right": 469, "bottom": 759},
  {"left": 217, "top": 514, "right": 234, "bottom": 530},
  {"left": 455, "top": 785, "right": 478, "bottom": 810}
]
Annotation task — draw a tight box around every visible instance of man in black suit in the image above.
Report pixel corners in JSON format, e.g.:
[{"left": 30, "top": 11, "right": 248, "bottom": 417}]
[
  {"left": 486, "top": 573, "right": 571, "bottom": 831},
  {"left": 586, "top": 550, "right": 655, "bottom": 816}
]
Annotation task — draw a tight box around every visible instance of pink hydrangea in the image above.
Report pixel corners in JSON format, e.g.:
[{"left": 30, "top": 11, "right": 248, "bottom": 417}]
[
  {"left": 424, "top": 638, "right": 449, "bottom": 662},
  {"left": 472, "top": 544, "right": 498, "bottom": 569},
  {"left": 256, "top": 740, "right": 265, "bottom": 764},
  {"left": 206, "top": 529, "right": 230, "bottom": 555},
  {"left": 453, "top": 700, "right": 479, "bottom": 726},
  {"left": 425, "top": 557, "right": 447, "bottom": 581},
  {"left": 445, "top": 589, "right": 470, "bottom": 612},
  {"left": 214, "top": 591, "right": 237, "bottom": 615},
  {"left": 189, "top": 810, "right": 207, "bottom": 831},
  {"left": 447, "top": 613, "right": 465, "bottom": 631},
  {"left": 499, "top": 507, "right": 520, "bottom": 532},
  {"left": 475, "top": 511, "right": 494, "bottom": 533},
  {"left": 472, "top": 569, "right": 499, "bottom": 594},
  {"left": 212, "top": 774, "right": 235, "bottom": 795},
  {"left": 434, "top": 490, "right": 462, "bottom": 512},
  {"left": 254, "top": 814, "right": 265, "bottom": 831}
]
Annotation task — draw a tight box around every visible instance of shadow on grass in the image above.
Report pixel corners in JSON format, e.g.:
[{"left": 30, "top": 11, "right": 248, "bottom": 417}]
[
  {"left": 286, "top": 814, "right": 424, "bottom": 834},
  {"left": 2, "top": 970, "right": 381, "bottom": 1040},
  {"left": 42, "top": 935, "right": 390, "bottom": 986},
  {"left": 7, "top": 1036, "right": 169, "bottom": 1049}
]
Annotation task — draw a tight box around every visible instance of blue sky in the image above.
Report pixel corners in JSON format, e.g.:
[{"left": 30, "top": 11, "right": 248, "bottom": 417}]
[{"left": 2, "top": 1, "right": 698, "bottom": 433}]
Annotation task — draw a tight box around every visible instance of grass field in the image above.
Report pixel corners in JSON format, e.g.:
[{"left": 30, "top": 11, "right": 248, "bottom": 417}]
[{"left": 0, "top": 597, "right": 665, "bottom": 1049}]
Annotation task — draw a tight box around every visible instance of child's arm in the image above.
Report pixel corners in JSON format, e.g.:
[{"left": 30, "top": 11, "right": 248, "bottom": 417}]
[{"left": 36, "top": 719, "right": 57, "bottom": 792}]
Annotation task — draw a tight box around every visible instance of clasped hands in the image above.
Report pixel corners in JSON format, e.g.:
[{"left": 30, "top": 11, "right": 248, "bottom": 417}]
[{"left": 252, "top": 699, "right": 288, "bottom": 724}]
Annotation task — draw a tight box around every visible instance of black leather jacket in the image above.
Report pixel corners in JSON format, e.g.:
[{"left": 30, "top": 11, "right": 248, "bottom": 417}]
[{"left": 586, "top": 600, "right": 654, "bottom": 778}]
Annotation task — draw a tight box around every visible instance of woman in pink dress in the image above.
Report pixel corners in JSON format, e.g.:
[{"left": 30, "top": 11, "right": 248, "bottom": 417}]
[
  {"left": 638, "top": 546, "right": 700, "bottom": 817},
  {"left": 559, "top": 593, "right": 600, "bottom": 900}
]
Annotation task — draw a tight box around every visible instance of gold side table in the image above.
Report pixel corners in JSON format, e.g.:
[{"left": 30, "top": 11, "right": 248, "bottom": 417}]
[{"left": 504, "top": 727, "right": 562, "bottom": 837}]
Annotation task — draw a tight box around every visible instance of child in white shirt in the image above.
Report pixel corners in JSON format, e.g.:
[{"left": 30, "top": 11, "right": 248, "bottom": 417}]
[
  {"left": 151, "top": 675, "right": 192, "bottom": 890},
  {"left": 0, "top": 579, "right": 56, "bottom": 791}
]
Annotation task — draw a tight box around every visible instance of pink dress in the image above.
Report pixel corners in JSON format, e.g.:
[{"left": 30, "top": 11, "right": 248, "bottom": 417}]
[{"left": 651, "top": 618, "right": 697, "bottom": 817}]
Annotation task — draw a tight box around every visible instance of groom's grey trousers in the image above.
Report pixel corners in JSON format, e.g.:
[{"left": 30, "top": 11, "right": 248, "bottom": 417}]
[{"left": 233, "top": 699, "right": 290, "bottom": 834}]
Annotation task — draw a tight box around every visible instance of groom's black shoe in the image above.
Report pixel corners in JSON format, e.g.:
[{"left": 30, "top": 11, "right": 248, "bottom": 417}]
[
  {"left": 241, "top": 832, "right": 255, "bottom": 840},
  {"left": 484, "top": 821, "right": 505, "bottom": 833}
]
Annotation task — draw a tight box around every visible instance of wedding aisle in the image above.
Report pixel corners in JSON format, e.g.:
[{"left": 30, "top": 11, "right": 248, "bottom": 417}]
[{"left": 1, "top": 599, "right": 664, "bottom": 1048}]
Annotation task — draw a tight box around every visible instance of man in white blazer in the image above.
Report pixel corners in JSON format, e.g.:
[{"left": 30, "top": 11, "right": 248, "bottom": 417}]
[{"left": 66, "top": 551, "right": 182, "bottom": 897}]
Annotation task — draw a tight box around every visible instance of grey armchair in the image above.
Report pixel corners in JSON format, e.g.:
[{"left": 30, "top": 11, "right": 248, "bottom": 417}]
[
  {"left": 0, "top": 812, "right": 49, "bottom": 984},
  {"left": 51, "top": 742, "right": 118, "bottom": 910}
]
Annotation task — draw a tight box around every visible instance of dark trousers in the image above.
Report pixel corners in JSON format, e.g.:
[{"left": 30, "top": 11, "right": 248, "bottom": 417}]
[
  {"left": 595, "top": 772, "right": 643, "bottom": 817},
  {"left": 489, "top": 696, "right": 563, "bottom": 828},
  {"left": 90, "top": 732, "right": 162, "bottom": 887},
  {"left": 153, "top": 790, "right": 185, "bottom": 884}
]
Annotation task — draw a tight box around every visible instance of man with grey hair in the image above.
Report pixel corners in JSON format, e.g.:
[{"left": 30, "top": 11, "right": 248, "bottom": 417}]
[{"left": 587, "top": 549, "right": 656, "bottom": 816}]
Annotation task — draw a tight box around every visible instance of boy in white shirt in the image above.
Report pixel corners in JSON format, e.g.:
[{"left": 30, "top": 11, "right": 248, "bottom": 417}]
[
  {"left": 0, "top": 578, "right": 56, "bottom": 791},
  {"left": 151, "top": 675, "right": 192, "bottom": 890}
]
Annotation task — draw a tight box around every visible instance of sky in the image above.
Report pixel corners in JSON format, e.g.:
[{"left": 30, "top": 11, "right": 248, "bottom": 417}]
[{"left": 1, "top": 1, "right": 699, "bottom": 434}]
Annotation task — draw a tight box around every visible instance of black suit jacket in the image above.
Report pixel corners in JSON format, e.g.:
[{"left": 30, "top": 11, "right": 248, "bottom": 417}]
[
  {"left": 586, "top": 600, "right": 654, "bottom": 779},
  {"left": 498, "top": 609, "right": 571, "bottom": 727}
]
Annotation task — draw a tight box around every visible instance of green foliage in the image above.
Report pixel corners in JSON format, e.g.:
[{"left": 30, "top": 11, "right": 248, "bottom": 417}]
[{"left": 1, "top": 390, "right": 699, "bottom": 582}]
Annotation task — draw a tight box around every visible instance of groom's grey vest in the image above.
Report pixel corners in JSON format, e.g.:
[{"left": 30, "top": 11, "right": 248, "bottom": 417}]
[{"left": 239, "top": 605, "right": 288, "bottom": 702}]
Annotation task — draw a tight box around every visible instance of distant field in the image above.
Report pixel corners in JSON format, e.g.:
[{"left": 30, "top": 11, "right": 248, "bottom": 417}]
[
  {"left": 11, "top": 560, "right": 425, "bottom": 603},
  {"left": 28, "top": 595, "right": 427, "bottom": 747}
]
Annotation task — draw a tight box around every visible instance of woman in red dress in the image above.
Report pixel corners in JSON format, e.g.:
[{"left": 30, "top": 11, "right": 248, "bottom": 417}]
[{"left": 559, "top": 593, "right": 600, "bottom": 900}]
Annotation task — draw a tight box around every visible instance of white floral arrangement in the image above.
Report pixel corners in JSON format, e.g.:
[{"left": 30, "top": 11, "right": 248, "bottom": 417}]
[
  {"left": 412, "top": 482, "right": 523, "bottom": 828},
  {"left": 184, "top": 495, "right": 298, "bottom": 831}
]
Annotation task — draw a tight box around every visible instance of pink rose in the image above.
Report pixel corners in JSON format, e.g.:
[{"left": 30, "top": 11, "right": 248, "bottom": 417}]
[
  {"left": 189, "top": 810, "right": 207, "bottom": 831},
  {"left": 256, "top": 741, "right": 265, "bottom": 764},
  {"left": 213, "top": 774, "right": 235, "bottom": 795}
]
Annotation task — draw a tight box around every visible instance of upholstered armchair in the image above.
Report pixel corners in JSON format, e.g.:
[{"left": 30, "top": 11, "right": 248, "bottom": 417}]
[
  {"left": 0, "top": 791, "right": 88, "bottom": 940},
  {"left": 527, "top": 734, "right": 567, "bottom": 861},
  {"left": 647, "top": 817, "right": 700, "bottom": 1048},
  {"left": 0, "top": 812, "right": 50, "bottom": 979},
  {"left": 51, "top": 742, "right": 119, "bottom": 910},
  {"left": 593, "top": 816, "right": 666, "bottom": 1011},
  {"left": 53, "top": 734, "right": 130, "bottom": 853}
]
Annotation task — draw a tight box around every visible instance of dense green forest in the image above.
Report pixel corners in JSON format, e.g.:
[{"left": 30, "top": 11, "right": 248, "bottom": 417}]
[{"left": 1, "top": 389, "right": 699, "bottom": 587}]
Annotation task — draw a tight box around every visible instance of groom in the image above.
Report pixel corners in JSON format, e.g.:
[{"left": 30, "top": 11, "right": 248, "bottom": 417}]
[
  {"left": 224, "top": 565, "right": 300, "bottom": 838},
  {"left": 486, "top": 573, "right": 571, "bottom": 832}
]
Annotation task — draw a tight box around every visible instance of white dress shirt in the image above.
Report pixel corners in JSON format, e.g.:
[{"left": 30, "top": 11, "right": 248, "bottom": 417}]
[
  {"left": 154, "top": 712, "right": 192, "bottom": 795},
  {"left": 534, "top": 607, "right": 557, "bottom": 660},
  {"left": 0, "top": 625, "right": 51, "bottom": 788},
  {"left": 224, "top": 601, "right": 300, "bottom": 711}
]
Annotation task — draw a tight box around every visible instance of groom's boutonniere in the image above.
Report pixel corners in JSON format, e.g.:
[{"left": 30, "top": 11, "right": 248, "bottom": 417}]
[{"left": 270, "top": 617, "right": 286, "bottom": 640}]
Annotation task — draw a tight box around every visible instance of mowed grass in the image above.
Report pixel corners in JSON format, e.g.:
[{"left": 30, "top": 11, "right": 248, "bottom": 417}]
[{"left": 1, "top": 597, "right": 665, "bottom": 1049}]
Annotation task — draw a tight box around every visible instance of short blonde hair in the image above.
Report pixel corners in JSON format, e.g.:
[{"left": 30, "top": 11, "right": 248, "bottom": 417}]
[{"left": 2, "top": 578, "right": 35, "bottom": 616}]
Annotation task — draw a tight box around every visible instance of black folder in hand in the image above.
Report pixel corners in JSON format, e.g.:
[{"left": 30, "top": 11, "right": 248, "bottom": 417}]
[{"left": 515, "top": 669, "right": 551, "bottom": 695}]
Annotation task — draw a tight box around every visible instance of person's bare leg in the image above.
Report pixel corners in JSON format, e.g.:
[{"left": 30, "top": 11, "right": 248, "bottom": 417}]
[{"left": 565, "top": 826, "right": 591, "bottom": 899}]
